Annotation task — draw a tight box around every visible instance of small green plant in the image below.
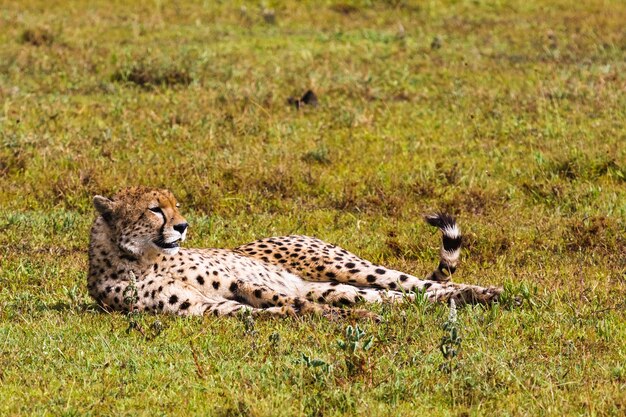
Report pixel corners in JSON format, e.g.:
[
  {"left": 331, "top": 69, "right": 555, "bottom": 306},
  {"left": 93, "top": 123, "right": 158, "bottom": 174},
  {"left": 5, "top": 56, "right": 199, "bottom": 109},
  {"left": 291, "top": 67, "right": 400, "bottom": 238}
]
[
  {"left": 337, "top": 325, "right": 375, "bottom": 375},
  {"left": 262, "top": 331, "right": 282, "bottom": 361},
  {"left": 439, "top": 299, "right": 463, "bottom": 406},
  {"left": 439, "top": 299, "right": 462, "bottom": 373},
  {"left": 501, "top": 280, "right": 534, "bottom": 309},
  {"left": 239, "top": 308, "right": 259, "bottom": 351},
  {"left": 297, "top": 352, "right": 333, "bottom": 385},
  {"left": 122, "top": 271, "right": 143, "bottom": 336},
  {"left": 121, "top": 272, "right": 163, "bottom": 340},
  {"left": 62, "top": 284, "right": 81, "bottom": 310},
  {"left": 298, "top": 353, "right": 333, "bottom": 376},
  {"left": 149, "top": 320, "right": 164, "bottom": 337},
  {"left": 302, "top": 145, "right": 331, "bottom": 165},
  {"left": 269, "top": 331, "right": 280, "bottom": 349},
  {"left": 122, "top": 272, "right": 138, "bottom": 309},
  {"left": 411, "top": 287, "right": 430, "bottom": 313},
  {"left": 240, "top": 308, "right": 257, "bottom": 336}
]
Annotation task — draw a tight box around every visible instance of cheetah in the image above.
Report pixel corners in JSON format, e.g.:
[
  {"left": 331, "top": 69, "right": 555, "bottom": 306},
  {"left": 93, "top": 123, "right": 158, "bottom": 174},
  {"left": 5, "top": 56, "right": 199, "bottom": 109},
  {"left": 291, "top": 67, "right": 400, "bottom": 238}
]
[{"left": 87, "top": 187, "right": 502, "bottom": 320}]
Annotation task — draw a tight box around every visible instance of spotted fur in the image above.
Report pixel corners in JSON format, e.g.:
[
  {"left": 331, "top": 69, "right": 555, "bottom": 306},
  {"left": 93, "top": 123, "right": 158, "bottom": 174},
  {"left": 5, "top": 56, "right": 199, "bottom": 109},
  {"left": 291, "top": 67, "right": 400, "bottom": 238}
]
[{"left": 87, "top": 187, "right": 502, "bottom": 320}]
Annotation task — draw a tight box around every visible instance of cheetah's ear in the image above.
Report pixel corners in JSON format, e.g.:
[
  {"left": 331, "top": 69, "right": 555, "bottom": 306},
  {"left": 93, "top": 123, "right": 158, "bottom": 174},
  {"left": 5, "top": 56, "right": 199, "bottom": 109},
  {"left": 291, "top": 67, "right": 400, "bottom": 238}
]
[{"left": 93, "top": 195, "right": 114, "bottom": 220}]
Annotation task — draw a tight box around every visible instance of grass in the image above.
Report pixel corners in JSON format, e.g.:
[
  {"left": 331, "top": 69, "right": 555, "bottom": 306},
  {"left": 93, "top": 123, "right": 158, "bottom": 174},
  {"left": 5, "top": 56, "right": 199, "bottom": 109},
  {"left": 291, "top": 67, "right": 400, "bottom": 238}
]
[{"left": 1, "top": 0, "right": 625, "bottom": 415}]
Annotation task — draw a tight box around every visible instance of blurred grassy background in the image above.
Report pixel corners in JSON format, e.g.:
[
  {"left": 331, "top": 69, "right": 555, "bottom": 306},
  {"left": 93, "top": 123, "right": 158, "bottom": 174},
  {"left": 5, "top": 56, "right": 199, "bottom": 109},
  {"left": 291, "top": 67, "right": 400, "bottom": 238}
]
[{"left": 0, "top": 1, "right": 625, "bottom": 415}]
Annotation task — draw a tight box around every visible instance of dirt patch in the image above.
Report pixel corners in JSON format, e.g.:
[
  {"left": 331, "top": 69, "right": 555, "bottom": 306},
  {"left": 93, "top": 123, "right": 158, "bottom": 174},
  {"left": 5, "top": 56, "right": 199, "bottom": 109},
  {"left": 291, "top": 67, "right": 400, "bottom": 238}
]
[
  {"left": 331, "top": 182, "right": 406, "bottom": 217},
  {"left": 458, "top": 188, "right": 507, "bottom": 216},
  {"left": 544, "top": 155, "right": 625, "bottom": 182},
  {"left": 238, "top": 169, "right": 298, "bottom": 201},
  {"left": 462, "top": 231, "right": 511, "bottom": 264},
  {"left": 432, "top": 188, "right": 506, "bottom": 218},
  {"left": 408, "top": 180, "right": 437, "bottom": 198},
  {"left": 520, "top": 180, "right": 564, "bottom": 205},
  {"left": 112, "top": 64, "right": 193, "bottom": 88},
  {"left": 436, "top": 162, "right": 461, "bottom": 186},
  {"left": 0, "top": 153, "right": 27, "bottom": 175},
  {"left": 21, "top": 27, "right": 54, "bottom": 46},
  {"left": 565, "top": 216, "right": 625, "bottom": 254},
  {"left": 384, "top": 231, "right": 404, "bottom": 257}
]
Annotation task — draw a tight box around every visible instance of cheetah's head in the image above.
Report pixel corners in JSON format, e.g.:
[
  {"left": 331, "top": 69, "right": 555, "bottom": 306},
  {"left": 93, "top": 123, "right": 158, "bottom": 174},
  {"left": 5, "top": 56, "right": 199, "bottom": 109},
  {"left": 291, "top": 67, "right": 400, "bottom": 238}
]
[{"left": 93, "top": 187, "right": 188, "bottom": 257}]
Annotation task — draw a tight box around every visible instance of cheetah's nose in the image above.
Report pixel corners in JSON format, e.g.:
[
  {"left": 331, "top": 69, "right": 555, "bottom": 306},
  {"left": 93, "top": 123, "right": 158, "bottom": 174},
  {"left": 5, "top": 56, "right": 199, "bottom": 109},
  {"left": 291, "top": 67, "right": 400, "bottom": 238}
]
[{"left": 173, "top": 223, "right": 188, "bottom": 234}]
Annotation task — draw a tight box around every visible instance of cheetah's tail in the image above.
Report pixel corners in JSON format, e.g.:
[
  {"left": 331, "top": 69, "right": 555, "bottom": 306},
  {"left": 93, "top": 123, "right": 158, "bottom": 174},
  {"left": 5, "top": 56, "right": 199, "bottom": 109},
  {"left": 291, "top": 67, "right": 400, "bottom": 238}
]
[{"left": 425, "top": 213, "right": 462, "bottom": 282}]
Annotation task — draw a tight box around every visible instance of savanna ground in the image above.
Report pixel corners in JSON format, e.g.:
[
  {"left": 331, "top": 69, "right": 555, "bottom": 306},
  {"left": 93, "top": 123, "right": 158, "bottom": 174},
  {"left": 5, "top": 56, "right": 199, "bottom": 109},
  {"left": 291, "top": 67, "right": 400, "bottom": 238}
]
[{"left": 1, "top": 0, "right": 625, "bottom": 415}]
